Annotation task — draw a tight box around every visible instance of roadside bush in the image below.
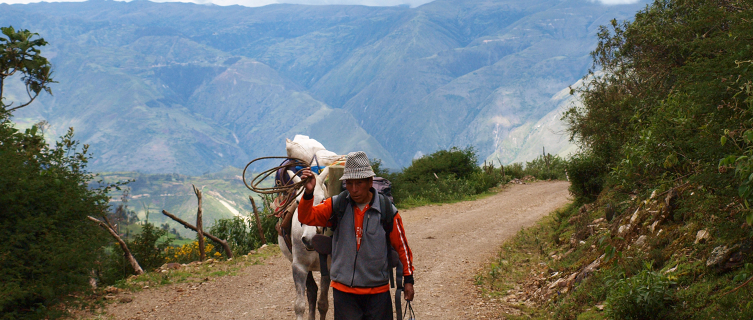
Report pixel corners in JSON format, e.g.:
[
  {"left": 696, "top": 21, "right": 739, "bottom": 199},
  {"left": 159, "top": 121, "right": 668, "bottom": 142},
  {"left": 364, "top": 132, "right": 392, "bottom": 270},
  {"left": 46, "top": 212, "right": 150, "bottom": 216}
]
[
  {"left": 0, "top": 121, "right": 112, "bottom": 318},
  {"left": 389, "top": 147, "right": 505, "bottom": 206},
  {"left": 565, "top": 152, "right": 607, "bottom": 202},
  {"left": 129, "top": 220, "right": 172, "bottom": 272},
  {"left": 400, "top": 147, "right": 479, "bottom": 182},
  {"left": 165, "top": 241, "right": 221, "bottom": 263},
  {"left": 208, "top": 211, "right": 277, "bottom": 257},
  {"left": 605, "top": 264, "right": 675, "bottom": 320},
  {"left": 523, "top": 154, "right": 568, "bottom": 180},
  {"left": 502, "top": 163, "right": 524, "bottom": 179}
]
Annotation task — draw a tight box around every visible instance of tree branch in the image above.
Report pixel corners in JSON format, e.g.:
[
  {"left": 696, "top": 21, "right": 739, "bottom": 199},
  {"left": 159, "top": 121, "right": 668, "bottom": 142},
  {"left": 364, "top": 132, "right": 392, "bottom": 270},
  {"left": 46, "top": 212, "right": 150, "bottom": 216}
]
[
  {"left": 250, "top": 196, "right": 266, "bottom": 245},
  {"left": 5, "top": 92, "right": 38, "bottom": 112},
  {"left": 193, "top": 184, "right": 205, "bottom": 261},
  {"left": 87, "top": 216, "right": 144, "bottom": 275},
  {"left": 161, "top": 209, "right": 233, "bottom": 258}
]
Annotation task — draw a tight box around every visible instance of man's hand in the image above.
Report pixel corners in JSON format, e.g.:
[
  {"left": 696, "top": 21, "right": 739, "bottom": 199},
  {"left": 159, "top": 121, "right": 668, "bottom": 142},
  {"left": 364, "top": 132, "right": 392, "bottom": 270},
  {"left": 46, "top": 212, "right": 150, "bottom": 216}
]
[
  {"left": 404, "top": 283, "right": 414, "bottom": 301},
  {"left": 299, "top": 168, "right": 317, "bottom": 194}
]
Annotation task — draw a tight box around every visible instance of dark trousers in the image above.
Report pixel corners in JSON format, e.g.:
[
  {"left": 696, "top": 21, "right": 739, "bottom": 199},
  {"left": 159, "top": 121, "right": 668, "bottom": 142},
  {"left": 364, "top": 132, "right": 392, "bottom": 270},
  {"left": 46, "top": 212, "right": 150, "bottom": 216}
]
[{"left": 333, "top": 288, "right": 393, "bottom": 320}]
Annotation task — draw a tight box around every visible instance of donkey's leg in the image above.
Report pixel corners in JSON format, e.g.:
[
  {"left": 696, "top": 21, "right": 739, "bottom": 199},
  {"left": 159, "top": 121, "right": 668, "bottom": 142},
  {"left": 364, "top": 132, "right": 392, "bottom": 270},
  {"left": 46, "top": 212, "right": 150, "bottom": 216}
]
[
  {"left": 306, "top": 271, "right": 318, "bottom": 320},
  {"left": 317, "top": 274, "right": 331, "bottom": 320},
  {"left": 292, "top": 264, "right": 309, "bottom": 320}
]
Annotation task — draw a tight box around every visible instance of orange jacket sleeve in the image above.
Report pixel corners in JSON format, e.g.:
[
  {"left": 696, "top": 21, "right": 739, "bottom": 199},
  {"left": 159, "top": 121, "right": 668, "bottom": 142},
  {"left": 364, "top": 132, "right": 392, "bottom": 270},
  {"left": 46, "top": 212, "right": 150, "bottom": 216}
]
[
  {"left": 297, "top": 194, "right": 333, "bottom": 227},
  {"left": 389, "top": 212, "right": 415, "bottom": 278}
]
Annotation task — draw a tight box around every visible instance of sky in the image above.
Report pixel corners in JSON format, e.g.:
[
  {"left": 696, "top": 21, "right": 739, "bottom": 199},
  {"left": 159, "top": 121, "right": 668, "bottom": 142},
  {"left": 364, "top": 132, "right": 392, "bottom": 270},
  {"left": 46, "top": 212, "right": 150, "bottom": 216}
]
[{"left": 0, "top": 0, "right": 641, "bottom": 7}]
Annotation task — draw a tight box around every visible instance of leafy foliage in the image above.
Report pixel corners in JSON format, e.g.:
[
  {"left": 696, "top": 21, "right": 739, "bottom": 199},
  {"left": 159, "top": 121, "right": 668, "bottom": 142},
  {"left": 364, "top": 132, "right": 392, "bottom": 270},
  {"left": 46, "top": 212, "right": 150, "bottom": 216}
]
[
  {"left": 565, "top": 0, "right": 753, "bottom": 195},
  {"left": 129, "top": 218, "right": 172, "bottom": 272},
  {"left": 565, "top": 152, "right": 607, "bottom": 202},
  {"left": 520, "top": 154, "right": 568, "bottom": 181},
  {"left": 387, "top": 147, "right": 506, "bottom": 206},
  {"left": 0, "top": 118, "right": 112, "bottom": 318},
  {"left": 606, "top": 264, "right": 676, "bottom": 320},
  {"left": 0, "top": 26, "right": 54, "bottom": 113},
  {"left": 165, "top": 240, "right": 222, "bottom": 264},
  {"left": 207, "top": 211, "right": 278, "bottom": 258},
  {"left": 400, "top": 147, "right": 479, "bottom": 182}
]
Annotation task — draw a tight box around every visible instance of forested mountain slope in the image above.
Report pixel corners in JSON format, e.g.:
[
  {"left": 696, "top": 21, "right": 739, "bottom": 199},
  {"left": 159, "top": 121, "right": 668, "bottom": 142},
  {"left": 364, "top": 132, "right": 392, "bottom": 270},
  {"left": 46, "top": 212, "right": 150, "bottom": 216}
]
[{"left": 2, "top": 0, "right": 646, "bottom": 174}]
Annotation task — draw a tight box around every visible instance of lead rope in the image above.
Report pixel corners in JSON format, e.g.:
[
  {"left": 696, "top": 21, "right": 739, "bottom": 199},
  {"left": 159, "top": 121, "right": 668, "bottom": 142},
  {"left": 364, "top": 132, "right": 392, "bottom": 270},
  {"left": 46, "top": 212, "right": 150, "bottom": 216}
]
[
  {"left": 242, "top": 156, "right": 313, "bottom": 215},
  {"left": 403, "top": 301, "right": 415, "bottom": 320}
]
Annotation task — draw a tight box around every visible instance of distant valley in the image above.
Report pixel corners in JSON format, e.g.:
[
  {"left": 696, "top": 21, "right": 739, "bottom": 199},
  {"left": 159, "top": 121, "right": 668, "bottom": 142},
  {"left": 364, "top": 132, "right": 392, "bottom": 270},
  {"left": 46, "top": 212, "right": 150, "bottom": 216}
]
[{"left": 3, "top": 0, "right": 647, "bottom": 174}]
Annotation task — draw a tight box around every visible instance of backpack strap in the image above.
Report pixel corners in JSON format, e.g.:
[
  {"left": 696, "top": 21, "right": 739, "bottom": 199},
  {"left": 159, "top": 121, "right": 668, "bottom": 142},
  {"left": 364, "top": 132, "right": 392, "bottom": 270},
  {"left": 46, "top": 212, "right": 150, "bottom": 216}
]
[{"left": 329, "top": 190, "right": 350, "bottom": 231}]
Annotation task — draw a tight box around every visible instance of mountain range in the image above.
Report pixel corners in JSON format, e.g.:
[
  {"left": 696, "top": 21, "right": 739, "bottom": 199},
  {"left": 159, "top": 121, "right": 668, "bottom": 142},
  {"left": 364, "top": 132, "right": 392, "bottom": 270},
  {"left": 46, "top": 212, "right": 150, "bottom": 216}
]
[{"left": 2, "top": 0, "right": 648, "bottom": 174}]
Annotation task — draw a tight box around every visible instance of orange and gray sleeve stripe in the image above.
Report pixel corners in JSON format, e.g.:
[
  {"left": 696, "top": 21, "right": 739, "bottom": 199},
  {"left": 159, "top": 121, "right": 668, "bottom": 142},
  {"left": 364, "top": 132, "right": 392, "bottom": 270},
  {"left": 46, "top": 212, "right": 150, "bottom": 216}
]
[{"left": 389, "top": 212, "right": 415, "bottom": 283}]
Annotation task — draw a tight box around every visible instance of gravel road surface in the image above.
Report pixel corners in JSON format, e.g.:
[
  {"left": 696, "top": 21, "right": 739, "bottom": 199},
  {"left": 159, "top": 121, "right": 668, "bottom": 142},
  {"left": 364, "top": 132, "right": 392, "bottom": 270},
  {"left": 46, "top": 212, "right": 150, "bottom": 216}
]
[{"left": 104, "top": 181, "right": 570, "bottom": 319}]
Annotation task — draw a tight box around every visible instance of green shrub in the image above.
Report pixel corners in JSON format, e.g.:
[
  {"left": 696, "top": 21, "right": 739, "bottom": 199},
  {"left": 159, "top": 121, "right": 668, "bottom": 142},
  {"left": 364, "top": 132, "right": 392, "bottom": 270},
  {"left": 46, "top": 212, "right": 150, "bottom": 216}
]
[
  {"left": 606, "top": 265, "right": 675, "bottom": 320},
  {"left": 565, "top": 152, "right": 607, "bottom": 202},
  {"left": 208, "top": 210, "right": 278, "bottom": 257},
  {"left": 503, "top": 163, "right": 524, "bottom": 179},
  {"left": 0, "top": 122, "right": 112, "bottom": 318},
  {"left": 400, "top": 147, "right": 479, "bottom": 182},
  {"left": 129, "top": 219, "right": 171, "bottom": 272},
  {"left": 523, "top": 154, "right": 568, "bottom": 180}
]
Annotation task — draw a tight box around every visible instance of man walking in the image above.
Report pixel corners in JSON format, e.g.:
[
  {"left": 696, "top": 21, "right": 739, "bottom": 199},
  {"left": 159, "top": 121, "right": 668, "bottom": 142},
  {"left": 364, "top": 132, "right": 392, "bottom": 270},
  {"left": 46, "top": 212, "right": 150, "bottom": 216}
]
[{"left": 298, "top": 151, "right": 415, "bottom": 320}]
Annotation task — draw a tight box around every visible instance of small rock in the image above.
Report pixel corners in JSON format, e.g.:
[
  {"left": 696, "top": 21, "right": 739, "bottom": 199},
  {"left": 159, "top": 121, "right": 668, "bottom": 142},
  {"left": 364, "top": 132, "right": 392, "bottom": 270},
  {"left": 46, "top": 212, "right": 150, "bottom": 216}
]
[
  {"left": 119, "top": 297, "right": 133, "bottom": 303},
  {"left": 707, "top": 245, "right": 732, "bottom": 267},
  {"left": 596, "top": 304, "right": 605, "bottom": 311},
  {"left": 575, "top": 255, "right": 603, "bottom": 284},
  {"left": 548, "top": 278, "right": 565, "bottom": 289},
  {"left": 163, "top": 262, "right": 182, "bottom": 270},
  {"left": 635, "top": 235, "right": 647, "bottom": 247},
  {"left": 630, "top": 208, "right": 642, "bottom": 224},
  {"left": 161, "top": 270, "right": 169, "bottom": 273},
  {"left": 206, "top": 259, "right": 215, "bottom": 264},
  {"left": 695, "top": 230, "right": 710, "bottom": 244},
  {"left": 618, "top": 224, "right": 631, "bottom": 235},
  {"left": 104, "top": 286, "right": 120, "bottom": 294},
  {"left": 565, "top": 272, "right": 578, "bottom": 287}
]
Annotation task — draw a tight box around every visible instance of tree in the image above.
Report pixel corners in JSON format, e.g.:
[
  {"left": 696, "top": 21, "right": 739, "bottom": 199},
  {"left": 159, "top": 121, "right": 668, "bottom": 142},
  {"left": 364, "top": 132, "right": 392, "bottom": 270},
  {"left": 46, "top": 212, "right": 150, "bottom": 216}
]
[
  {"left": 0, "top": 26, "right": 54, "bottom": 113},
  {"left": 0, "top": 26, "right": 114, "bottom": 319}
]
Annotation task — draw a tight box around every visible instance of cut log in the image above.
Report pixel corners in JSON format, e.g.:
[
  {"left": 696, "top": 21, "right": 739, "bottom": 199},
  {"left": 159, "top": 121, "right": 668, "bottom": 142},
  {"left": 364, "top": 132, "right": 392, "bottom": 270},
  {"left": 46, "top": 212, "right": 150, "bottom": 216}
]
[
  {"left": 193, "top": 185, "right": 205, "bottom": 261},
  {"left": 249, "top": 196, "right": 266, "bottom": 245},
  {"left": 87, "top": 216, "right": 144, "bottom": 275},
  {"left": 161, "top": 209, "right": 233, "bottom": 258}
]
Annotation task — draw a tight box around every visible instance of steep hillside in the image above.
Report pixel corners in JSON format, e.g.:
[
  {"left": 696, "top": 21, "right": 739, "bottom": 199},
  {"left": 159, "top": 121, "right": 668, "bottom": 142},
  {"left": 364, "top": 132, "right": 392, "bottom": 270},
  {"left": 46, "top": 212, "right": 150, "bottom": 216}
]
[{"left": 2, "top": 0, "right": 647, "bottom": 174}]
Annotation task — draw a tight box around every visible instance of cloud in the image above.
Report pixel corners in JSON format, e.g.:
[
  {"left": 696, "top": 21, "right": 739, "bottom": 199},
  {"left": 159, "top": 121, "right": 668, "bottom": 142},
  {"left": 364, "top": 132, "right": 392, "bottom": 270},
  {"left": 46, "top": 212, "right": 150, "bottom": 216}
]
[
  {"left": 1, "top": 0, "right": 434, "bottom": 7},
  {"left": 594, "top": 0, "right": 641, "bottom": 5}
]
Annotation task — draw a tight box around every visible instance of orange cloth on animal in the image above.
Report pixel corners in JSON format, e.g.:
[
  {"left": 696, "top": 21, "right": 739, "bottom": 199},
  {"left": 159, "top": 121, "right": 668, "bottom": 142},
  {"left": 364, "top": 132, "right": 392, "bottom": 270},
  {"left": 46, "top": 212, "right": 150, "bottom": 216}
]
[{"left": 298, "top": 195, "right": 414, "bottom": 295}]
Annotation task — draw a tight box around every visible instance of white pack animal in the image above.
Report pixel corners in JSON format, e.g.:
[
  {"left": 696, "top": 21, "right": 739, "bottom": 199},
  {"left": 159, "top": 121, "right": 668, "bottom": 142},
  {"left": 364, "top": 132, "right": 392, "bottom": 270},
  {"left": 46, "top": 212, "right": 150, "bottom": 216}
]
[{"left": 278, "top": 135, "right": 339, "bottom": 320}]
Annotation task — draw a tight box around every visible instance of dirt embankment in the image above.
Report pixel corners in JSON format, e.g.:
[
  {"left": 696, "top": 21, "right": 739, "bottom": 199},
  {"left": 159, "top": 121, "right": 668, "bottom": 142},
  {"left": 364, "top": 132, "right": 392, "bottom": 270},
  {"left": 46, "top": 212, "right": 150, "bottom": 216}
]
[{"left": 103, "top": 181, "right": 571, "bottom": 319}]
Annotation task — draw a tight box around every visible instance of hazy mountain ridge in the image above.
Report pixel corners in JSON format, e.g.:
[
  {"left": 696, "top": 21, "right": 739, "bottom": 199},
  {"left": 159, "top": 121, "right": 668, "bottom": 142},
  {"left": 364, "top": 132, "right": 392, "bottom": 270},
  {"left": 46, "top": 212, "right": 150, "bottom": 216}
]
[{"left": 3, "top": 0, "right": 647, "bottom": 174}]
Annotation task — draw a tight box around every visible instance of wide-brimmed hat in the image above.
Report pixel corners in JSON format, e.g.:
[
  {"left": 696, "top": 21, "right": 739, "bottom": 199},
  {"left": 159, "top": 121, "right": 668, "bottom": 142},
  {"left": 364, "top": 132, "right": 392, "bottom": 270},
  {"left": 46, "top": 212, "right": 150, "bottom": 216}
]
[{"left": 340, "top": 151, "right": 376, "bottom": 180}]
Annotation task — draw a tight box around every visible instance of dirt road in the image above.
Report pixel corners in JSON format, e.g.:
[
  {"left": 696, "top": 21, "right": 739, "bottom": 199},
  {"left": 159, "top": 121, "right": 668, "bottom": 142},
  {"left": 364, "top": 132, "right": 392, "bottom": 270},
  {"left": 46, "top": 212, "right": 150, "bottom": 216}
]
[{"left": 104, "top": 181, "right": 571, "bottom": 319}]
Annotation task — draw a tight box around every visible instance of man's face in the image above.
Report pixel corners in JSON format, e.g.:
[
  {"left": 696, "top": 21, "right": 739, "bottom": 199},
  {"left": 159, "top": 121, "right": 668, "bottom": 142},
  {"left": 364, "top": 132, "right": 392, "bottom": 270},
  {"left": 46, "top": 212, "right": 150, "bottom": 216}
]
[{"left": 345, "top": 177, "right": 373, "bottom": 204}]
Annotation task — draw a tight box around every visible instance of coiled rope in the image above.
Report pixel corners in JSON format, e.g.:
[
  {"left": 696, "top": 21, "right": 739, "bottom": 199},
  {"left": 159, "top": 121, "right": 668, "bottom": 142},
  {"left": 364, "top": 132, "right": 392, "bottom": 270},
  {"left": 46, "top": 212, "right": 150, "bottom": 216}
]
[{"left": 242, "top": 156, "right": 313, "bottom": 215}]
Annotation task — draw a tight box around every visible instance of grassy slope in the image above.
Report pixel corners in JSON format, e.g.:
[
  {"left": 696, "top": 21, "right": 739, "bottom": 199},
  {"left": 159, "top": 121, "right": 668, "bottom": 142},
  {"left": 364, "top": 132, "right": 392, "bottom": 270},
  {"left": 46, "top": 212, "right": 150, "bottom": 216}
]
[{"left": 477, "top": 189, "right": 753, "bottom": 319}]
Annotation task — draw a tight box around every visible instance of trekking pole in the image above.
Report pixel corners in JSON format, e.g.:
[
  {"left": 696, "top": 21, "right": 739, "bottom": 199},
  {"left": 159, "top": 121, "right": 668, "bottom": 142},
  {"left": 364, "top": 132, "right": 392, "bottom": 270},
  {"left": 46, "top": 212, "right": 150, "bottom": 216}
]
[{"left": 394, "top": 253, "right": 404, "bottom": 320}]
